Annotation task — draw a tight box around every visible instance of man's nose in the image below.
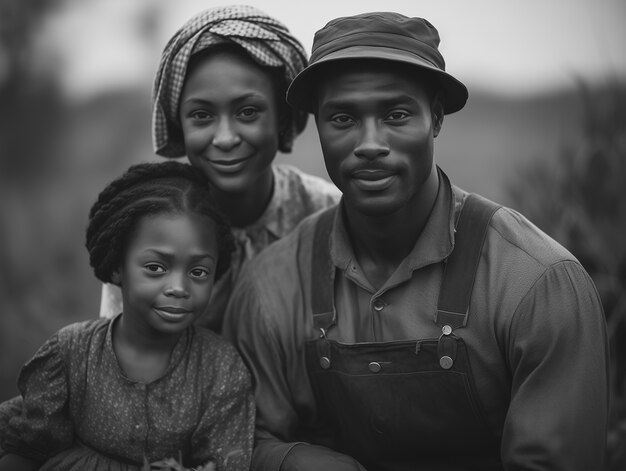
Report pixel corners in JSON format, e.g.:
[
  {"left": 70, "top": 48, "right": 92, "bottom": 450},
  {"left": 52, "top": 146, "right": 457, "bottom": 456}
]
[{"left": 353, "top": 119, "right": 390, "bottom": 160}]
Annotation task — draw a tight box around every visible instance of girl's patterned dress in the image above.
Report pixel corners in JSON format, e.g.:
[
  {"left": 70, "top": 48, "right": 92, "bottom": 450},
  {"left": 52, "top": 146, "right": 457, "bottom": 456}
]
[{"left": 0, "top": 316, "right": 254, "bottom": 470}]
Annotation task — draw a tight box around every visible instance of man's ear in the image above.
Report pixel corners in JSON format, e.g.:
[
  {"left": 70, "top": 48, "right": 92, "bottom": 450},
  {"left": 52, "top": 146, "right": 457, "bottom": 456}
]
[{"left": 432, "top": 94, "right": 444, "bottom": 138}]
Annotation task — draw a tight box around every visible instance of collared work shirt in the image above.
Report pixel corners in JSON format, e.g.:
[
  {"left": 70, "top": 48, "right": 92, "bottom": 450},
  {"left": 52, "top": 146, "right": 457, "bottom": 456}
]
[
  {"left": 223, "top": 170, "right": 609, "bottom": 470},
  {"left": 99, "top": 164, "right": 340, "bottom": 331}
]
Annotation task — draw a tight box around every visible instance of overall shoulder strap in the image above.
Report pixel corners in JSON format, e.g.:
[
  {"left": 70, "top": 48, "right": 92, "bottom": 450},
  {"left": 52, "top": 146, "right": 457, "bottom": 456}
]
[
  {"left": 309, "top": 206, "right": 337, "bottom": 332},
  {"left": 435, "top": 193, "right": 501, "bottom": 330}
]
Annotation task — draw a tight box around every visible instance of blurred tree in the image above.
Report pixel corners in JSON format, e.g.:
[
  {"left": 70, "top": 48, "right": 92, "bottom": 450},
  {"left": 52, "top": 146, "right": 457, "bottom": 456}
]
[
  {"left": 508, "top": 79, "right": 626, "bottom": 470},
  {"left": 0, "top": 0, "right": 158, "bottom": 401},
  {"left": 0, "top": 0, "right": 72, "bottom": 398},
  {"left": 0, "top": 0, "right": 67, "bottom": 181}
]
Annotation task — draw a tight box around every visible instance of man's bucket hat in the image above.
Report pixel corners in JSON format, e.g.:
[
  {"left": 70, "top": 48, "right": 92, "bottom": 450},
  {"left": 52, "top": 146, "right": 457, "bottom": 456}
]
[{"left": 287, "top": 12, "right": 468, "bottom": 115}]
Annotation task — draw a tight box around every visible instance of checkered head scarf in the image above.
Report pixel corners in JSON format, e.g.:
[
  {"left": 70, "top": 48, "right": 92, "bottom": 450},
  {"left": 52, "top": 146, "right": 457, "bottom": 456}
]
[{"left": 152, "top": 5, "right": 308, "bottom": 157}]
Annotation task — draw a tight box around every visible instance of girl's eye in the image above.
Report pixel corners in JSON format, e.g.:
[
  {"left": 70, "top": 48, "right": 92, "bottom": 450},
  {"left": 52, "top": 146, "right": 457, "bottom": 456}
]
[
  {"left": 190, "top": 267, "right": 211, "bottom": 279},
  {"left": 330, "top": 114, "right": 354, "bottom": 126},
  {"left": 145, "top": 263, "right": 166, "bottom": 273}
]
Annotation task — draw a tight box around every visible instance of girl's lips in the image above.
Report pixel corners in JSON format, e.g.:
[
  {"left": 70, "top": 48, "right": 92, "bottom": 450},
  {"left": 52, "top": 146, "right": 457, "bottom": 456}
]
[{"left": 153, "top": 307, "right": 191, "bottom": 322}]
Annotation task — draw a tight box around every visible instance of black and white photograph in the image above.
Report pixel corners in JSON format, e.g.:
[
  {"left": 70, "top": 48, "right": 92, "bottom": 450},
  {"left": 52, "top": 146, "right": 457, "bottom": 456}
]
[{"left": 1, "top": 0, "right": 624, "bottom": 469}]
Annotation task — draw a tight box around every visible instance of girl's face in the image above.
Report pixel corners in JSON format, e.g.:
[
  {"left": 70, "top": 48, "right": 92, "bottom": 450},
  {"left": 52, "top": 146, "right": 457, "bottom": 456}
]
[
  {"left": 179, "top": 50, "right": 281, "bottom": 195},
  {"left": 117, "top": 212, "right": 218, "bottom": 337}
]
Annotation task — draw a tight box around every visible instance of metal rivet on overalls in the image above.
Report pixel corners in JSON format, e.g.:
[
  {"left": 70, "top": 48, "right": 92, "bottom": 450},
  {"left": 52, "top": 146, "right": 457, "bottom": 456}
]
[
  {"left": 368, "top": 361, "right": 382, "bottom": 373},
  {"left": 442, "top": 324, "right": 452, "bottom": 336},
  {"left": 440, "top": 355, "right": 453, "bottom": 370},
  {"left": 320, "top": 357, "right": 331, "bottom": 369}
]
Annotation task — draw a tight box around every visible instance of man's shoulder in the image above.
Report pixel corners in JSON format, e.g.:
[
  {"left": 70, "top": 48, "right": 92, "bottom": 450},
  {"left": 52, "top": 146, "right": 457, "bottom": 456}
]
[{"left": 487, "top": 202, "right": 578, "bottom": 268}]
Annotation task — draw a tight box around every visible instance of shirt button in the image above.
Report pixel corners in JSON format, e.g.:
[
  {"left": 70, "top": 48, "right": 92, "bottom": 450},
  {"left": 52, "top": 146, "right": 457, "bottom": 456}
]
[
  {"left": 373, "top": 299, "right": 385, "bottom": 312},
  {"left": 368, "top": 361, "right": 382, "bottom": 373},
  {"left": 320, "top": 356, "right": 331, "bottom": 369}
]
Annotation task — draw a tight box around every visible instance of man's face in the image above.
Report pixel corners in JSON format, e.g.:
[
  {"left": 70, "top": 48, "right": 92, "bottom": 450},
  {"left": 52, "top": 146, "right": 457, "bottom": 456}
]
[{"left": 315, "top": 62, "right": 441, "bottom": 217}]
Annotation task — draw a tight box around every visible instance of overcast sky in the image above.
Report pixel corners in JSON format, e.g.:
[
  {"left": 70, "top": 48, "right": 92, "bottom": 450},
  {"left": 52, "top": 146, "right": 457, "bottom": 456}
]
[{"left": 46, "top": 0, "right": 626, "bottom": 99}]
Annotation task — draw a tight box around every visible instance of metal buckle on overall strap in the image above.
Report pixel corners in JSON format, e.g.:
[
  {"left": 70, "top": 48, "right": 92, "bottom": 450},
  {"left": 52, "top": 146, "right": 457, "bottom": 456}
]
[
  {"left": 317, "top": 327, "right": 332, "bottom": 369},
  {"left": 434, "top": 193, "right": 501, "bottom": 370},
  {"left": 437, "top": 320, "right": 460, "bottom": 370}
]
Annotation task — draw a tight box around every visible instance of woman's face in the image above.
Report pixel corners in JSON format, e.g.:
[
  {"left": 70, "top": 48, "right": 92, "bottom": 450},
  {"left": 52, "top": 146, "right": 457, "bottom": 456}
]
[{"left": 179, "top": 50, "right": 281, "bottom": 195}]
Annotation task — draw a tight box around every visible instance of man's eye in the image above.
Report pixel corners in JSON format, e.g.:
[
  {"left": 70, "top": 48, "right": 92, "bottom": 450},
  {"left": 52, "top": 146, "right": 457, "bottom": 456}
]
[{"left": 387, "top": 111, "right": 409, "bottom": 121}]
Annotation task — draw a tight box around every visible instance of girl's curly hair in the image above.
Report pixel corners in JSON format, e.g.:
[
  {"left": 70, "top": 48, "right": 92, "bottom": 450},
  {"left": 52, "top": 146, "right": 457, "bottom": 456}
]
[{"left": 85, "top": 161, "right": 234, "bottom": 284}]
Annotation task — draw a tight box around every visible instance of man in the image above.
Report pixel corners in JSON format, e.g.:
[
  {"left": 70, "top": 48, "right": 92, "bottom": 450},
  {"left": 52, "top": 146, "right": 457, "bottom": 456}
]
[{"left": 223, "top": 12, "right": 609, "bottom": 471}]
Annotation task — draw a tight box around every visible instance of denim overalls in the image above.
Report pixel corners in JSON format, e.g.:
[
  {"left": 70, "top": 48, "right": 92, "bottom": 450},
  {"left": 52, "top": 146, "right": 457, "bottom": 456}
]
[{"left": 304, "top": 194, "right": 503, "bottom": 470}]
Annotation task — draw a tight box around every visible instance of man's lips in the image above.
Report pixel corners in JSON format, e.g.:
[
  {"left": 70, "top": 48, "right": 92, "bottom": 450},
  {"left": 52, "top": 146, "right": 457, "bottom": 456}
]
[{"left": 351, "top": 169, "right": 396, "bottom": 191}]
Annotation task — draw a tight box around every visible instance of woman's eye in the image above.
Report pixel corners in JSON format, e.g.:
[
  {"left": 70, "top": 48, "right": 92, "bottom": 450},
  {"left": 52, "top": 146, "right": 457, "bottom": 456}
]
[
  {"left": 145, "top": 263, "right": 166, "bottom": 273},
  {"left": 190, "top": 110, "right": 212, "bottom": 121},
  {"left": 238, "top": 107, "right": 259, "bottom": 120}
]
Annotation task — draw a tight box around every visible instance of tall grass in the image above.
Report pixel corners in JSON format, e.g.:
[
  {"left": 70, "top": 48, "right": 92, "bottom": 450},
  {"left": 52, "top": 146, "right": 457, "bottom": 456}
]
[{"left": 508, "top": 80, "right": 626, "bottom": 470}]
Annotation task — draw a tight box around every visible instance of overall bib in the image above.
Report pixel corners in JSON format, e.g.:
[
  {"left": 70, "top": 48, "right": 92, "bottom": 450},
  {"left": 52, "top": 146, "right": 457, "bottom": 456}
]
[{"left": 304, "top": 194, "right": 503, "bottom": 471}]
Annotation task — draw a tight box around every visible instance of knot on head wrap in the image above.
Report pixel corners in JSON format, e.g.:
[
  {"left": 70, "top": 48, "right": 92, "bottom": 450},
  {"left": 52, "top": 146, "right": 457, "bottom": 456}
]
[{"left": 152, "top": 5, "right": 308, "bottom": 158}]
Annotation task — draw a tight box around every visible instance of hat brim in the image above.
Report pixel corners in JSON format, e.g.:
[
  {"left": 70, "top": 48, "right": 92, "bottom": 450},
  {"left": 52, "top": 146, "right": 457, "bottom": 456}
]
[{"left": 287, "top": 45, "right": 468, "bottom": 115}]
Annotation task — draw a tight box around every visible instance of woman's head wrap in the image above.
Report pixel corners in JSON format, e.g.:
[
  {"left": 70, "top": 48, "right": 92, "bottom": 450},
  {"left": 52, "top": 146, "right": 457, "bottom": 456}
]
[{"left": 152, "top": 5, "right": 308, "bottom": 158}]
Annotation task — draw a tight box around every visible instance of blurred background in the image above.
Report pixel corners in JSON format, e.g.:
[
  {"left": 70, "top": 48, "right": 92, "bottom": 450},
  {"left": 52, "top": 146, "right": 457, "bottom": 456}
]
[{"left": 1, "top": 0, "right": 624, "bottom": 467}]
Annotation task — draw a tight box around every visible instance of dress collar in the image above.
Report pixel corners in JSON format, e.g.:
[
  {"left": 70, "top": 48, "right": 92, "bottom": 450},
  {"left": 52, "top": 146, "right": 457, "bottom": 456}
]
[{"left": 105, "top": 313, "right": 192, "bottom": 385}]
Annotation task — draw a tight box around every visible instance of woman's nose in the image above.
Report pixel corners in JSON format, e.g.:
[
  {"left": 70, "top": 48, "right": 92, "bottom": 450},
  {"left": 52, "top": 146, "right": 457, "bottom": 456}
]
[{"left": 211, "top": 119, "right": 242, "bottom": 150}]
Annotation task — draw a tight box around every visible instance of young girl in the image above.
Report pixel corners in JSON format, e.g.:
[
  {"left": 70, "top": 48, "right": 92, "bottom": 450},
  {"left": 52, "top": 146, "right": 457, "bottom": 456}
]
[
  {"left": 100, "top": 5, "right": 341, "bottom": 331},
  {"left": 0, "top": 162, "right": 254, "bottom": 471}
]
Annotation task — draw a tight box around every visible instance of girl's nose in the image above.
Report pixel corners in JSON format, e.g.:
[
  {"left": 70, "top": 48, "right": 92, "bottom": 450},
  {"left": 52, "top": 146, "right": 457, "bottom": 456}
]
[{"left": 164, "top": 274, "right": 190, "bottom": 298}]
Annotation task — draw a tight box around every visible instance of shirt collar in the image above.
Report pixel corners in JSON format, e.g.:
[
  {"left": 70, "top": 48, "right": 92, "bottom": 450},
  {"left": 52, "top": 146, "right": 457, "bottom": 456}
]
[{"left": 330, "top": 167, "right": 458, "bottom": 275}]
